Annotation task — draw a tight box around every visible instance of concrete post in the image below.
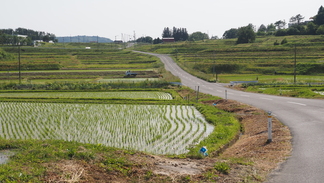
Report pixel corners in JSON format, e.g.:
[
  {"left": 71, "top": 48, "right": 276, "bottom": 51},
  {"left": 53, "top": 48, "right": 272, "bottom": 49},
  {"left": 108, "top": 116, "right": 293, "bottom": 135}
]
[{"left": 267, "top": 111, "right": 272, "bottom": 143}]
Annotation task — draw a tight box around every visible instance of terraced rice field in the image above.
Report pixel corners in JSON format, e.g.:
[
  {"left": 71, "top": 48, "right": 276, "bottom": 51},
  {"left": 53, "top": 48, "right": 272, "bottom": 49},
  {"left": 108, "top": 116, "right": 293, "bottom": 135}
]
[
  {"left": 0, "top": 102, "right": 214, "bottom": 155},
  {"left": 0, "top": 92, "right": 173, "bottom": 100}
]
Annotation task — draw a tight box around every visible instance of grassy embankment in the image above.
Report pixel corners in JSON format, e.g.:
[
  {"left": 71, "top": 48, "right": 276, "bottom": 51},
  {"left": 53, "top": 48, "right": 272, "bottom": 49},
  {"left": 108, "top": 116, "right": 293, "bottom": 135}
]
[{"left": 135, "top": 35, "right": 324, "bottom": 98}]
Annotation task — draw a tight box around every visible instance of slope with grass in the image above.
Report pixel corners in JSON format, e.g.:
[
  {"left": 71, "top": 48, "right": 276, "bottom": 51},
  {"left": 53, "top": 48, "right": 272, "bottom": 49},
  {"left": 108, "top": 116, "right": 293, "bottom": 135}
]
[{"left": 135, "top": 35, "right": 324, "bottom": 82}]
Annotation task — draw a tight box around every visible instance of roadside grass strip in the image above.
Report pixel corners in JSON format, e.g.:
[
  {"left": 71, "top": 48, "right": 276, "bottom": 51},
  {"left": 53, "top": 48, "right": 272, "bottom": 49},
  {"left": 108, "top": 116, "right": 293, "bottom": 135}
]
[
  {"left": 0, "top": 92, "right": 173, "bottom": 100},
  {"left": 0, "top": 102, "right": 214, "bottom": 155},
  {"left": 97, "top": 78, "right": 160, "bottom": 83}
]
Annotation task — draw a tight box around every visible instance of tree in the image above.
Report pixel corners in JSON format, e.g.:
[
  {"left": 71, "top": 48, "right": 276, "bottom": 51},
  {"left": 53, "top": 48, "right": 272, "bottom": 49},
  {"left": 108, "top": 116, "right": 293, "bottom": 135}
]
[
  {"left": 188, "top": 32, "right": 209, "bottom": 41},
  {"left": 266, "top": 24, "right": 276, "bottom": 35},
  {"left": 222, "top": 28, "right": 238, "bottom": 39},
  {"left": 275, "top": 29, "right": 287, "bottom": 36},
  {"left": 136, "top": 36, "right": 153, "bottom": 43},
  {"left": 257, "top": 24, "right": 267, "bottom": 36},
  {"left": 306, "top": 22, "right": 317, "bottom": 35},
  {"left": 236, "top": 25, "right": 256, "bottom": 44},
  {"left": 274, "top": 20, "right": 286, "bottom": 29},
  {"left": 316, "top": 24, "right": 324, "bottom": 34},
  {"left": 162, "top": 27, "right": 172, "bottom": 38},
  {"left": 153, "top": 37, "right": 162, "bottom": 44},
  {"left": 314, "top": 6, "right": 324, "bottom": 25},
  {"left": 287, "top": 27, "right": 300, "bottom": 35},
  {"left": 162, "top": 27, "right": 188, "bottom": 41},
  {"left": 43, "top": 35, "right": 50, "bottom": 42},
  {"left": 172, "top": 27, "right": 189, "bottom": 41},
  {"left": 290, "top": 14, "right": 304, "bottom": 25},
  {"left": 210, "top": 35, "right": 219, "bottom": 39}
]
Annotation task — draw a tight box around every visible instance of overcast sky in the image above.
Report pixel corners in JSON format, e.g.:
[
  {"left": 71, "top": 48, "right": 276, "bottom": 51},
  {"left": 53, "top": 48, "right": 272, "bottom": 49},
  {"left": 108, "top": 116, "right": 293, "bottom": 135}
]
[{"left": 1, "top": 0, "right": 323, "bottom": 40}]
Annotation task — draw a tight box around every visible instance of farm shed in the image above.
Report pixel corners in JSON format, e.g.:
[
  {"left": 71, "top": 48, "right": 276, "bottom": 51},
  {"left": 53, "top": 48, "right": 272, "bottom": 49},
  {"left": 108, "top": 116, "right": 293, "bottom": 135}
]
[{"left": 162, "top": 37, "right": 175, "bottom": 43}]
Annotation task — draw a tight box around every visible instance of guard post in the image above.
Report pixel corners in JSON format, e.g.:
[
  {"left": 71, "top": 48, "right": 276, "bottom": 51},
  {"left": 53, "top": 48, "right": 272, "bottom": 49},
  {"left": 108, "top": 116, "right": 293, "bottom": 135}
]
[
  {"left": 225, "top": 90, "right": 227, "bottom": 101},
  {"left": 267, "top": 111, "right": 272, "bottom": 143}
]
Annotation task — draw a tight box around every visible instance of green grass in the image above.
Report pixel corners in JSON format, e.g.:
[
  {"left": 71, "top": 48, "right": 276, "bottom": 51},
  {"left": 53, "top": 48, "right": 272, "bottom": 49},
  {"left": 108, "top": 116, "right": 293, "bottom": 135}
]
[
  {"left": 216, "top": 74, "right": 324, "bottom": 83},
  {"left": 97, "top": 78, "right": 160, "bottom": 83},
  {"left": 0, "top": 138, "right": 135, "bottom": 182},
  {"left": 1, "top": 47, "right": 161, "bottom": 71},
  {"left": 243, "top": 84, "right": 324, "bottom": 98}
]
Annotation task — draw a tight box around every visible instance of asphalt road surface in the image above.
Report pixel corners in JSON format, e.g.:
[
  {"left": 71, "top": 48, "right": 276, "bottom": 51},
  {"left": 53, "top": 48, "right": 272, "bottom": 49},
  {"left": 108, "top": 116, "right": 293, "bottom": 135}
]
[{"left": 138, "top": 51, "right": 324, "bottom": 183}]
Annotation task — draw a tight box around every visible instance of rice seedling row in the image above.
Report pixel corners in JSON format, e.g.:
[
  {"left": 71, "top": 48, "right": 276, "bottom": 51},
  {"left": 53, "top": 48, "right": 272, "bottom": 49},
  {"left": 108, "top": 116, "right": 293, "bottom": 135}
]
[
  {"left": 0, "top": 102, "right": 213, "bottom": 155},
  {"left": 0, "top": 92, "right": 173, "bottom": 100}
]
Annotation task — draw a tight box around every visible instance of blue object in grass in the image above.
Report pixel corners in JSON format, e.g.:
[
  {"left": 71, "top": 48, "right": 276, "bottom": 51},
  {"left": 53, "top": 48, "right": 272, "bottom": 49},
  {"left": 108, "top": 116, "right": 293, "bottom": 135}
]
[{"left": 199, "top": 146, "right": 208, "bottom": 156}]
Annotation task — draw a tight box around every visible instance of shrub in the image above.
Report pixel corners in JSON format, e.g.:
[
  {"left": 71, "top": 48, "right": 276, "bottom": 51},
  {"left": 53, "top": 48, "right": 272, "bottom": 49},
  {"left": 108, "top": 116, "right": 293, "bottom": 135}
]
[
  {"left": 281, "top": 38, "right": 288, "bottom": 45},
  {"left": 214, "top": 162, "right": 231, "bottom": 174},
  {"left": 274, "top": 40, "right": 280, "bottom": 45}
]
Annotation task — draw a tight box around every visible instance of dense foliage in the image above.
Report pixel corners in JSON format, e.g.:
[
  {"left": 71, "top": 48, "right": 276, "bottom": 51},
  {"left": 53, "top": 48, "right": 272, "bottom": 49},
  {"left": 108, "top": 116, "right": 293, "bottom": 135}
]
[
  {"left": 236, "top": 24, "right": 256, "bottom": 44},
  {"left": 162, "top": 27, "right": 189, "bottom": 41},
  {"left": 0, "top": 28, "right": 56, "bottom": 45},
  {"left": 222, "top": 6, "right": 324, "bottom": 42}
]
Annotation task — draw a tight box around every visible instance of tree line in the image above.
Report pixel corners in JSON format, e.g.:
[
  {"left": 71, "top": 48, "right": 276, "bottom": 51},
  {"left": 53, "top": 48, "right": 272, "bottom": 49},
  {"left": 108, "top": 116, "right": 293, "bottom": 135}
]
[
  {"left": 137, "top": 27, "right": 210, "bottom": 44},
  {"left": 0, "top": 28, "right": 57, "bottom": 45},
  {"left": 223, "top": 5, "right": 324, "bottom": 44}
]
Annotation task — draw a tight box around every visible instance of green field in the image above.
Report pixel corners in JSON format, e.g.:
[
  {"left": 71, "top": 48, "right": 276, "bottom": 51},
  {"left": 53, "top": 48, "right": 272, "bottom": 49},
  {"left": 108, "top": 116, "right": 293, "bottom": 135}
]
[
  {"left": 0, "top": 102, "right": 213, "bottom": 155},
  {"left": 0, "top": 91, "right": 173, "bottom": 100},
  {"left": 0, "top": 41, "right": 246, "bottom": 182},
  {"left": 215, "top": 74, "right": 324, "bottom": 83},
  {"left": 136, "top": 35, "right": 324, "bottom": 82},
  {"left": 0, "top": 46, "right": 165, "bottom": 84}
]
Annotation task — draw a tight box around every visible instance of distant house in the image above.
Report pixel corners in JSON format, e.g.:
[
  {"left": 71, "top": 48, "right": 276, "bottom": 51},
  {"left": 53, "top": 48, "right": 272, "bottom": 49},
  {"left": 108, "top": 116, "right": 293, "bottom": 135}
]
[
  {"left": 33, "top": 40, "right": 43, "bottom": 47},
  {"left": 17, "top": 35, "right": 28, "bottom": 39},
  {"left": 162, "top": 37, "right": 175, "bottom": 43},
  {"left": 17, "top": 35, "right": 28, "bottom": 45},
  {"left": 114, "top": 40, "right": 123, "bottom": 44}
]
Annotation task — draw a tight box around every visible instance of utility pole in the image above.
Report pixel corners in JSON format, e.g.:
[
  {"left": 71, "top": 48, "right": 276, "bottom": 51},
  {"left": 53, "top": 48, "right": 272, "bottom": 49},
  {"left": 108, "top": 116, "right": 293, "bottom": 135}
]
[
  {"left": 18, "top": 45, "right": 21, "bottom": 84},
  {"left": 97, "top": 35, "right": 99, "bottom": 50},
  {"left": 213, "top": 50, "right": 217, "bottom": 82},
  {"left": 196, "top": 86, "right": 199, "bottom": 103},
  {"left": 294, "top": 44, "right": 297, "bottom": 84}
]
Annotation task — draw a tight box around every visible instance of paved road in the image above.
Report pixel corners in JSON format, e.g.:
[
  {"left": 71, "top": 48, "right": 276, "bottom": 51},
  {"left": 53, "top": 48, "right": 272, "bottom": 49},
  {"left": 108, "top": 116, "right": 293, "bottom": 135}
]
[{"left": 139, "top": 51, "right": 324, "bottom": 183}]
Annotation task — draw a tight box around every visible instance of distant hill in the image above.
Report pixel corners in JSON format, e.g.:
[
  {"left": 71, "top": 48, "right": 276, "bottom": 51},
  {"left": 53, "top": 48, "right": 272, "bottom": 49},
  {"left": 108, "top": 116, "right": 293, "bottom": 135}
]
[{"left": 56, "top": 36, "right": 113, "bottom": 43}]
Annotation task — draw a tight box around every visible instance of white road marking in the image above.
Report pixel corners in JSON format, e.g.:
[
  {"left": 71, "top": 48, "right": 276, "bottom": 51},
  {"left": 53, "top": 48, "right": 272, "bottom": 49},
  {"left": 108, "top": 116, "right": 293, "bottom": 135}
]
[
  {"left": 216, "top": 90, "right": 222, "bottom": 92},
  {"left": 287, "top": 101, "right": 306, "bottom": 106},
  {"left": 240, "top": 94, "right": 250, "bottom": 97}
]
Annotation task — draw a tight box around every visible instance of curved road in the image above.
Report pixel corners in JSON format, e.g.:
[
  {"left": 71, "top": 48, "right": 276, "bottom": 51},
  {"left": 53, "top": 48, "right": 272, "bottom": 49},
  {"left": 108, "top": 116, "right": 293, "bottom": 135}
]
[{"left": 139, "top": 51, "right": 324, "bottom": 182}]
